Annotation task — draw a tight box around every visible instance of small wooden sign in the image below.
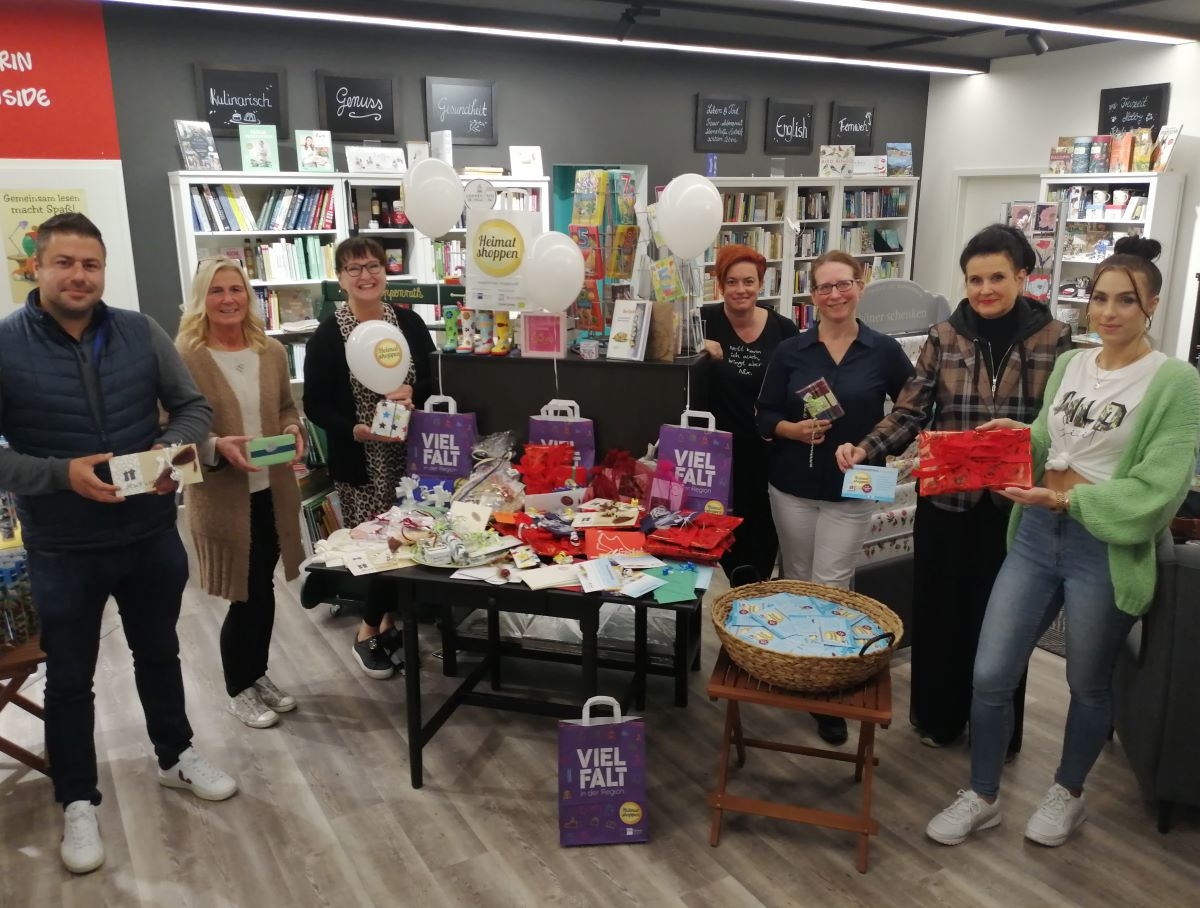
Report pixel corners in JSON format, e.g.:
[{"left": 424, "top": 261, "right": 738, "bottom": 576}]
[
  {"left": 1097, "top": 83, "right": 1170, "bottom": 139},
  {"left": 830, "top": 103, "right": 874, "bottom": 154},
  {"left": 194, "top": 64, "right": 287, "bottom": 138},
  {"left": 316, "top": 71, "right": 398, "bottom": 141},
  {"left": 424, "top": 76, "right": 497, "bottom": 146},
  {"left": 695, "top": 94, "right": 748, "bottom": 153},
  {"left": 764, "top": 98, "right": 813, "bottom": 155}
]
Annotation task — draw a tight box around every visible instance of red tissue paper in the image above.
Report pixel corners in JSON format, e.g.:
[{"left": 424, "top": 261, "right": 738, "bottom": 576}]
[{"left": 913, "top": 428, "right": 1032, "bottom": 496}]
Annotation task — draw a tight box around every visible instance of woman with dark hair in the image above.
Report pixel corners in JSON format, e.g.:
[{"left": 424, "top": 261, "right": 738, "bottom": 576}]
[
  {"left": 836, "top": 224, "right": 1072, "bottom": 751},
  {"left": 700, "top": 243, "right": 799, "bottom": 580},
  {"left": 303, "top": 237, "right": 435, "bottom": 678},
  {"left": 926, "top": 236, "right": 1200, "bottom": 847}
]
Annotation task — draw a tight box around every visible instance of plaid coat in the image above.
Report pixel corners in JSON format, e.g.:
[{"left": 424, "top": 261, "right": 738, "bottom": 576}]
[{"left": 859, "top": 297, "right": 1072, "bottom": 512}]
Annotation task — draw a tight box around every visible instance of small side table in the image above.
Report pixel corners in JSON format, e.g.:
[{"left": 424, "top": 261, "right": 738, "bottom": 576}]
[
  {"left": 706, "top": 647, "right": 892, "bottom": 873},
  {"left": 0, "top": 639, "right": 48, "bottom": 774}
]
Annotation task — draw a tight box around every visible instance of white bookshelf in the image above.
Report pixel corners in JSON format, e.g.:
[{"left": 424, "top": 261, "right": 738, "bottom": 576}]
[{"left": 1039, "top": 171, "right": 1184, "bottom": 347}]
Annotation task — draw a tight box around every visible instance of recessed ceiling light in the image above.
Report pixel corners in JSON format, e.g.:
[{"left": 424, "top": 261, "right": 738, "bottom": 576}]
[{"left": 103, "top": 0, "right": 985, "bottom": 74}]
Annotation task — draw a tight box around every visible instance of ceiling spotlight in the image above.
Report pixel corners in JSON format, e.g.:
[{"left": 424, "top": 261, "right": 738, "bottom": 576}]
[{"left": 1026, "top": 30, "right": 1049, "bottom": 55}]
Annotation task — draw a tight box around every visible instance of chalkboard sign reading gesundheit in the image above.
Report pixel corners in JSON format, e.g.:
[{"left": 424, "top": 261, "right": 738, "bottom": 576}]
[
  {"left": 194, "top": 64, "right": 288, "bottom": 138},
  {"left": 695, "top": 94, "right": 748, "bottom": 153},
  {"left": 316, "top": 71, "right": 398, "bottom": 141},
  {"left": 424, "top": 76, "right": 497, "bottom": 146},
  {"left": 830, "top": 103, "right": 874, "bottom": 154},
  {"left": 1098, "top": 83, "right": 1170, "bottom": 139},
  {"left": 764, "top": 98, "right": 813, "bottom": 155}
]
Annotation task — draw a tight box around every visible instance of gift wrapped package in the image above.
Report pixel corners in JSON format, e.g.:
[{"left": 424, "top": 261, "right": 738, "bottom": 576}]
[{"left": 913, "top": 428, "right": 1032, "bottom": 496}]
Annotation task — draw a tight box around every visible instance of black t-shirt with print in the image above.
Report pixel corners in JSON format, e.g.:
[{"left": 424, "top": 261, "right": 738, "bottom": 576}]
[{"left": 701, "top": 302, "right": 799, "bottom": 438}]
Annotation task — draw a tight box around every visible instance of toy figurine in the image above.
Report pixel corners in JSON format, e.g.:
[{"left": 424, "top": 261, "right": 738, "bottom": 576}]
[
  {"left": 491, "top": 311, "right": 511, "bottom": 355},
  {"left": 457, "top": 308, "right": 475, "bottom": 354},
  {"left": 474, "top": 310, "right": 494, "bottom": 355},
  {"left": 442, "top": 304, "right": 460, "bottom": 353}
]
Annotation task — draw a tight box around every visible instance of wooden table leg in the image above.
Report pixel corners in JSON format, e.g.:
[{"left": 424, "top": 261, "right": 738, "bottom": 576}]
[
  {"left": 487, "top": 607, "right": 502, "bottom": 691},
  {"left": 731, "top": 701, "right": 746, "bottom": 767},
  {"left": 856, "top": 720, "right": 878, "bottom": 873},
  {"left": 709, "top": 699, "right": 737, "bottom": 847}
]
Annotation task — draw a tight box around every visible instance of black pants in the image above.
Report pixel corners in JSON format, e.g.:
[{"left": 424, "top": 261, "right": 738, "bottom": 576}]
[
  {"left": 911, "top": 494, "right": 1027, "bottom": 749},
  {"left": 28, "top": 530, "right": 193, "bottom": 806},
  {"left": 221, "top": 489, "right": 280, "bottom": 697},
  {"left": 720, "top": 435, "right": 779, "bottom": 581}
]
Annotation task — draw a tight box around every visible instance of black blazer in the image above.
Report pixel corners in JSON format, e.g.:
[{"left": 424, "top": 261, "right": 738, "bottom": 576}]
[{"left": 302, "top": 304, "right": 436, "bottom": 485}]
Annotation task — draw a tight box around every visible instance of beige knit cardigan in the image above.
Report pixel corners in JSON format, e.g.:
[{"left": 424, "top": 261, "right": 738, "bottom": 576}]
[{"left": 177, "top": 338, "right": 305, "bottom": 602}]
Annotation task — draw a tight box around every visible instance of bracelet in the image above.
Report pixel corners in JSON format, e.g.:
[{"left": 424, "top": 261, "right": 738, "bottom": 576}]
[{"left": 1053, "top": 490, "right": 1070, "bottom": 512}]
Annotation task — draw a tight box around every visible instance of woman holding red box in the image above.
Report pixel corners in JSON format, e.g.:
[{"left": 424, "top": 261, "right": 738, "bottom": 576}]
[{"left": 926, "top": 237, "right": 1200, "bottom": 847}]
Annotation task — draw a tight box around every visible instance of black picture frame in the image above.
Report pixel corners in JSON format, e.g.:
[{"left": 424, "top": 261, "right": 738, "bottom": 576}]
[
  {"left": 316, "top": 71, "right": 399, "bottom": 141},
  {"left": 424, "top": 76, "right": 497, "bottom": 146},
  {"left": 830, "top": 102, "right": 874, "bottom": 154},
  {"left": 194, "top": 64, "right": 288, "bottom": 139},
  {"left": 764, "top": 98, "right": 814, "bottom": 155},
  {"left": 695, "top": 93, "right": 748, "bottom": 153},
  {"left": 1097, "top": 83, "right": 1171, "bottom": 139}
]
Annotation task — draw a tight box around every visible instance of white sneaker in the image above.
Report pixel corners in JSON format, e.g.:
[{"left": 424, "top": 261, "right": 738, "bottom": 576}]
[
  {"left": 158, "top": 747, "right": 238, "bottom": 801},
  {"left": 1025, "top": 783, "right": 1087, "bottom": 846},
  {"left": 253, "top": 675, "right": 296, "bottom": 712},
  {"left": 926, "top": 789, "right": 1002, "bottom": 845},
  {"left": 61, "top": 800, "right": 104, "bottom": 874},
  {"left": 228, "top": 688, "right": 280, "bottom": 729}
]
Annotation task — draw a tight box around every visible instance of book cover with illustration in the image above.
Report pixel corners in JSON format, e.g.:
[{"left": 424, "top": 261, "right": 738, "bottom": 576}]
[
  {"left": 1131, "top": 128, "right": 1154, "bottom": 171},
  {"left": 607, "top": 170, "right": 638, "bottom": 225},
  {"left": 1087, "top": 135, "right": 1112, "bottom": 174},
  {"left": 295, "top": 129, "right": 334, "bottom": 172},
  {"left": 1070, "top": 136, "right": 1091, "bottom": 174},
  {"left": 568, "top": 225, "right": 604, "bottom": 279},
  {"left": 571, "top": 169, "right": 608, "bottom": 226},
  {"left": 239, "top": 124, "right": 280, "bottom": 172},
  {"left": 572, "top": 280, "right": 606, "bottom": 333},
  {"left": 1007, "top": 201, "right": 1036, "bottom": 234},
  {"left": 1108, "top": 132, "right": 1134, "bottom": 173},
  {"left": 174, "top": 120, "right": 222, "bottom": 171},
  {"left": 607, "top": 299, "right": 651, "bottom": 361},
  {"left": 818, "top": 145, "right": 855, "bottom": 177},
  {"left": 1151, "top": 124, "right": 1182, "bottom": 172},
  {"left": 649, "top": 256, "right": 685, "bottom": 304},
  {"left": 885, "top": 142, "right": 913, "bottom": 176},
  {"left": 606, "top": 225, "right": 639, "bottom": 280}
]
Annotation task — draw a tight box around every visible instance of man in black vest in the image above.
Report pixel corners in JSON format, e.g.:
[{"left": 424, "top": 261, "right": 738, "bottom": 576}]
[{"left": 0, "top": 213, "right": 237, "bottom": 874}]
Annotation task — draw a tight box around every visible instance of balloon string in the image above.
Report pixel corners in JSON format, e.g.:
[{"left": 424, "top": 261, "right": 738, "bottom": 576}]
[
  {"left": 438, "top": 349, "right": 445, "bottom": 396},
  {"left": 553, "top": 356, "right": 560, "bottom": 395},
  {"left": 686, "top": 366, "right": 692, "bottom": 413}
]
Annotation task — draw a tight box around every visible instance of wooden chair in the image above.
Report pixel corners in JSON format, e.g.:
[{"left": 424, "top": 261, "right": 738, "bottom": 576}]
[
  {"left": 0, "top": 639, "right": 48, "bottom": 774},
  {"left": 706, "top": 647, "right": 892, "bottom": 873}
]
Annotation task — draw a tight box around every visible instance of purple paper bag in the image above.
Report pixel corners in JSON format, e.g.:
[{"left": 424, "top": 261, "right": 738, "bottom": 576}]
[
  {"left": 529, "top": 399, "right": 596, "bottom": 470},
  {"left": 656, "top": 410, "right": 733, "bottom": 514},
  {"left": 406, "top": 395, "right": 477, "bottom": 498},
  {"left": 558, "top": 697, "right": 648, "bottom": 847}
]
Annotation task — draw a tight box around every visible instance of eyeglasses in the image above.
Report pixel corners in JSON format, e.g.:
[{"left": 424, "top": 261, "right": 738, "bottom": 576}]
[
  {"left": 812, "top": 279, "right": 861, "bottom": 296},
  {"left": 342, "top": 262, "right": 384, "bottom": 276}
]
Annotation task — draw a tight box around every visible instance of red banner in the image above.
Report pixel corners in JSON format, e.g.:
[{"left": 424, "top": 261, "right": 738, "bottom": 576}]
[{"left": 0, "top": 0, "right": 121, "bottom": 159}]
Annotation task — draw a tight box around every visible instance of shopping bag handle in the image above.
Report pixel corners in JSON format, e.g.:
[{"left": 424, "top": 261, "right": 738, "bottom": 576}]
[
  {"left": 540, "top": 398, "right": 581, "bottom": 419},
  {"left": 581, "top": 695, "right": 622, "bottom": 724},
  {"left": 679, "top": 409, "right": 717, "bottom": 431},
  {"left": 422, "top": 395, "right": 458, "bottom": 414}
]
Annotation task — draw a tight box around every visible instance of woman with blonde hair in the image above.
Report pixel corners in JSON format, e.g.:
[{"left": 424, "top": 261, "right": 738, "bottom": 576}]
[{"left": 176, "top": 257, "right": 306, "bottom": 728}]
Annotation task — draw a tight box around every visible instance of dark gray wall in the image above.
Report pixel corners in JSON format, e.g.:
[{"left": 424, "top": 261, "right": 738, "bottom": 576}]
[{"left": 103, "top": 6, "right": 928, "bottom": 333}]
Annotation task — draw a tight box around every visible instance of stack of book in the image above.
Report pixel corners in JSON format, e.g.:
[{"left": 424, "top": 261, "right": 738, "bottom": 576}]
[
  {"left": 720, "top": 190, "right": 785, "bottom": 223},
  {"left": 189, "top": 184, "right": 336, "bottom": 232}
]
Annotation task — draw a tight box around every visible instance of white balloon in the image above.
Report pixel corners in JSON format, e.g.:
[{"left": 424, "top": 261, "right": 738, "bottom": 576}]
[
  {"left": 657, "top": 173, "right": 722, "bottom": 260},
  {"left": 524, "top": 231, "right": 586, "bottom": 313},
  {"left": 402, "top": 158, "right": 465, "bottom": 238},
  {"left": 345, "top": 321, "right": 412, "bottom": 395}
]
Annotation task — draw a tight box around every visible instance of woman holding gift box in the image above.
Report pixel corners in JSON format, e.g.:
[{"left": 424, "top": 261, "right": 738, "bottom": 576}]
[
  {"left": 836, "top": 225, "right": 1072, "bottom": 752},
  {"left": 304, "top": 237, "right": 436, "bottom": 680},
  {"left": 927, "top": 236, "right": 1200, "bottom": 847},
  {"left": 176, "top": 257, "right": 306, "bottom": 728}
]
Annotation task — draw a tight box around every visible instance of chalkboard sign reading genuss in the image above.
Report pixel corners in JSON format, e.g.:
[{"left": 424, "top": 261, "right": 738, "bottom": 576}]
[{"left": 316, "top": 71, "right": 398, "bottom": 141}]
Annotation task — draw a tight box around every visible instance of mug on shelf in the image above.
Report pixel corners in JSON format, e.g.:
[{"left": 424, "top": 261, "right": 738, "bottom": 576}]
[
  {"left": 1112, "top": 189, "right": 1131, "bottom": 207},
  {"left": 1091, "top": 190, "right": 1111, "bottom": 205}
]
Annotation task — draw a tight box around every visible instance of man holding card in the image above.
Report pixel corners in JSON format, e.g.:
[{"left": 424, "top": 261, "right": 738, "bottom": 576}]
[{"left": 0, "top": 213, "right": 235, "bottom": 874}]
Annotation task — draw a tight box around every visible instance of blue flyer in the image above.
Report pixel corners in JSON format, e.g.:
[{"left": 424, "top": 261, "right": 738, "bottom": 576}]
[{"left": 841, "top": 465, "right": 898, "bottom": 502}]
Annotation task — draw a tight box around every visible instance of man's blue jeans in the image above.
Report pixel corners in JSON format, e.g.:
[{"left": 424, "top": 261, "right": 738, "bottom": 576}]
[
  {"left": 29, "top": 529, "right": 193, "bottom": 806},
  {"left": 970, "top": 506, "right": 1136, "bottom": 799}
]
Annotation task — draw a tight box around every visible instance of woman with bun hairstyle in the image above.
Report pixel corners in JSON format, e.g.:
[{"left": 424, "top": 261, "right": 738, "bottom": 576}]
[
  {"left": 926, "top": 236, "right": 1200, "bottom": 847},
  {"left": 836, "top": 225, "right": 1072, "bottom": 752},
  {"left": 700, "top": 243, "right": 799, "bottom": 580}
]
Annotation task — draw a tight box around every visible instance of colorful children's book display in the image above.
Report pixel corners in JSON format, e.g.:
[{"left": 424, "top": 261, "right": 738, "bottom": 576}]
[
  {"left": 573, "top": 281, "right": 606, "bottom": 333},
  {"left": 607, "top": 225, "right": 639, "bottom": 280},
  {"left": 606, "top": 170, "right": 638, "bottom": 225},
  {"left": 649, "top": 257, "right": 685, "bottom": 304},
  {"left": 571, "top": 170, "right": 608, "bottom": 226},
  {"left": 569, "top": 225, "right": 604, "bottom": 279}
]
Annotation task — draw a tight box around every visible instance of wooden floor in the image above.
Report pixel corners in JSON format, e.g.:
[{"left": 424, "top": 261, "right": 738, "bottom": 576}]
[{"left": 2, "top": 557, "right": 1197, "bottom": 907}]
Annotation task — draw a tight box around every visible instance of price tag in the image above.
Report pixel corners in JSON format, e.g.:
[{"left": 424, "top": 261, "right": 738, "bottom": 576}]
[{"left": 464, "top": 179, "right": 497, "bottom": 211}]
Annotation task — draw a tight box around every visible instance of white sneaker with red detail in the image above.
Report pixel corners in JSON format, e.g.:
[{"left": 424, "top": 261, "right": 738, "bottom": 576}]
[{"left": 158, "top": 747, "right": 238, "bottom": 801}]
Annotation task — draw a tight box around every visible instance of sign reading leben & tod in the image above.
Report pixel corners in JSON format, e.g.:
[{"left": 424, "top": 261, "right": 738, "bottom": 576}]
[
  {"left": 694, "top": 94, "right": 748, "bottom": 153},
  {"left": 764, "top": 98, "right": 813, "bottom": 155},
  {"left": 194, "top": 64, "right": 288, "bottom": 138},
  {"left": 424, "top": 76, "right": 497, "bottom": 146},
  {"left": 316, "top": 71, "right": 398, "bottom": 141},
  {"left": 1097, "top": 83, "right": 1170, "bottom": 139},
  {"left": 830, "top": 102, "right": 874, "bottom": 154}
]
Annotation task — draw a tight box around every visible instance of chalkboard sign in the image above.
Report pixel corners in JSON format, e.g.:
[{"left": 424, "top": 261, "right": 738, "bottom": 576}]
[
  {"left": 424, "top": 76, "right": 497, "bottom": 146},
  {"left": 764, "top": 98, "right": 814, "bottom": 155},
  {"left": 830, "top": 103, "right": 873, "bottom": 154},
  {"left": 194, "top": 64, "right": 287, "bottom": 138},
  {"left": 695, "top": 94, "right": 748, "bottom": 153},
  {"left": 1097, "top": 83, "right": 1170, "bottom": 139},
  {"left": 316, "top": 71, "right": 398, "bottom": 141}
]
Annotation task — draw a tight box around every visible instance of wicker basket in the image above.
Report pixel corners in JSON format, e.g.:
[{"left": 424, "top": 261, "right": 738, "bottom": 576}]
[{"left": 712, "top": 579, "right": 903, "bottom": 693}]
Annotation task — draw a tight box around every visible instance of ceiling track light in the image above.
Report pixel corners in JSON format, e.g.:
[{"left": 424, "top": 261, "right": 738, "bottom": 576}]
[{"left": 1026, "top": 31, "right": 1049, "bottom": 55}]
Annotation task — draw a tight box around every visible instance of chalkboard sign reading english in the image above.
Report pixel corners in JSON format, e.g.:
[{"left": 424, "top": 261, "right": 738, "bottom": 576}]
[
  {"left": 317, "top": 71, "right": 398, "bottom": 141},
  {"left": 830, "top": 103, "right": 873, "bottom": 154},
  {"left": 695, "top": 94, "right": 748, "bottom": 153},
  {"left": 194, "top": 64, "right": 288, "bottom": 138},
  {"left": 764, "top": 98, "right": 814, "bottom": 155},
  {"left": 424, "top": 76, "right": 497, "bottom": 146},
  {"left": 1097, "top": 83, "right": 1170, "bottom": 140}
]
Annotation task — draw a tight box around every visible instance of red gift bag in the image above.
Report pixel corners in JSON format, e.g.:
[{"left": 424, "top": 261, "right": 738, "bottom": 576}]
[{"left": 913, "top": 428, "right": 1032, "bottom": 496}]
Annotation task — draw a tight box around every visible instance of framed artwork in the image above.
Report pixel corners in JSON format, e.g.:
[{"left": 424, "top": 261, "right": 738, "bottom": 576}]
[{"left": 194, "top": 64, "right": 288, "bottom": 138}]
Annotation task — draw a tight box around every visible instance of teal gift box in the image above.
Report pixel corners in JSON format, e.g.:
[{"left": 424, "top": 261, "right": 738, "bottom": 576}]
[{"left": 248, "top": 434, "right": 297, "bottom": 467}]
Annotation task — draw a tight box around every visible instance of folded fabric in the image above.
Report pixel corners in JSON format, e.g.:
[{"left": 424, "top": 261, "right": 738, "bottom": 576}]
[{"left": 913, "top": 428, "right": 1032, "bottom": 496}]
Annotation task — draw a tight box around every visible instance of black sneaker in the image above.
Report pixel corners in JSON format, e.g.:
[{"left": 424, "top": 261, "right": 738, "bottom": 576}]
[
  {"left": 352, "top": 634, "right": 395, "bottom": 680},
  {"left": 813, "top": 714, "right": 848, "bottom": 746},
  {"left": 377, "top": 626, "right": 404, "bottom": 656}
]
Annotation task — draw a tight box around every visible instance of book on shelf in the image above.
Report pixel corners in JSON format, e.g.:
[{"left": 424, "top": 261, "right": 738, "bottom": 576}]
[
  {"left": 885, "top": 143, "right": 913, "bottom": 176},
  {"left": 719, "top": 190, "right": 783, "bottom": 223},
  {"left": 795, "top": 189, "right": 829, "bottom": 220},
  {"left": 1069, "top": 137, "right": 1091, "bottom": 174},
  {"left": 842, "top": 186, "right": 908, "bottom": 219},
  {"left": 295, "top": 130, "right": 334, "bottom": 173},
  {"left": 818, "top": 145, "right": 855, "bottom": 177},
  {"left": 853, "top": 155, "right": 887, "bottom": 176},
  {"left": 189, "top": 184, "right": 336, "bottom": 233},
  {"left": 1087, "top": 135, "right": 1112, "bottom": 174},
  {"left": 794, "top": 302, "right": 817, "bottom": 329},
  {"left": 1131, "top": 128, "right": 1154, "bottom": 172},
  {"left": 1108, "top": 132, "right": 1134, "bottom": 173},
  {"left": 239, "top": 124, "right": 280, "bottom": 172},
  {"left": 872, "top": 228, "right": 902, "bottom": 253},
  {"left": 794, "top": 227, "right": 828, "bottom": 259},
  {"left": 1048, "top": 144, "right": 1072, "bottom": 175},
  {"left": 606, "top": 299, "right": 652, "bottom": 361},
  {"left": 174, "top": 119, "right": 222, "bottom": 171},
  {"left": 1151, "top": 124, "right": 1182, "bottom": 172},
  {"left": 705, "top": 226, "right": 783, "bottom": 260}
]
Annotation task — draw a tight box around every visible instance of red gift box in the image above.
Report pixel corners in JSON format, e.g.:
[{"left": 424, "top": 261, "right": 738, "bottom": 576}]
[{"left": 913, "top": 428, "right": 1032, "bottom": 496}]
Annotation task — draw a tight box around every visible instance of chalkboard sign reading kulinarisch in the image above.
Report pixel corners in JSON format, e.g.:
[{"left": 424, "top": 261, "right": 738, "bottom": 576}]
[
  {"left": 695, "top": 94, "right": 748, "bottom": 153},
  {"left": 764, "top": 98, "right": 813, "bottom": 155},
  {"left": 1098, "top": 83, "right": 1170, "bottom": 139},
  {"left": 424, "top": 76, "right": 497, "bottom": 146},
  {"left": 316, "top": 71, "right": 398, "bottom": 141},
  {"left": 194, "top": 64, "right": 288, "bottom": 138},
  {"left": 830, "top": 103, "right": 873, "bottom": 154}
]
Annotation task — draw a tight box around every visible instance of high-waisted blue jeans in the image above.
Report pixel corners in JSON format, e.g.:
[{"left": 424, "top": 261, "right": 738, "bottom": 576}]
[{"left": 969, "top": 506, "right": 1136, "bottom": 799}]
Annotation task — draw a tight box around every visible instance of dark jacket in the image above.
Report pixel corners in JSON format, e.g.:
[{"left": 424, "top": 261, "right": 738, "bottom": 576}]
[
  {"left": 302, "top": 304, "right": 436, "bottom": 485},
  {"left": 859, "top": 296, "right": 1072, "bottom": 512}
]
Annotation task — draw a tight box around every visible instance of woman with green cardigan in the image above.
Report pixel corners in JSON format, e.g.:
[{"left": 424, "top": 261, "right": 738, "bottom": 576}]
[{"left": 926, "top": 237, "right": 1200, "bottom": 848}]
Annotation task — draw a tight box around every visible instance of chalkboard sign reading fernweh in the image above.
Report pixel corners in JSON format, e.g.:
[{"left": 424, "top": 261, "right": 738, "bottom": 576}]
[
  {"left": 424, "top": 76, "right": 497, "bottom": 146},
  {"left": 695, "top": 94, "right": 748, "bottom": 153}
]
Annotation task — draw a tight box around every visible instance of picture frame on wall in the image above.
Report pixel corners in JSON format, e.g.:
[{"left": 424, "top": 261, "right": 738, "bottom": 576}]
[
  {"left": 194, "top": 64, "right": 288, "bottom": 138},
  {"left": 830, "top": 102, "right": 874, "bottom": 154},
  {"left": 424, "top": 76, "right": 497, "bottom": 146},
  {"left": 316, "top": 71, "right": 399, "bottom": 141}
]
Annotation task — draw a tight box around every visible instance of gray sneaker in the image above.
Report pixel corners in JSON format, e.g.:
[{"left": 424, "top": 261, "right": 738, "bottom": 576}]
[
  {"left": 228, "top": 688, "right": 279, "bottom": 729},
  {"left": 253, "top": 675, "right": 296, "bottom": 712}
]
